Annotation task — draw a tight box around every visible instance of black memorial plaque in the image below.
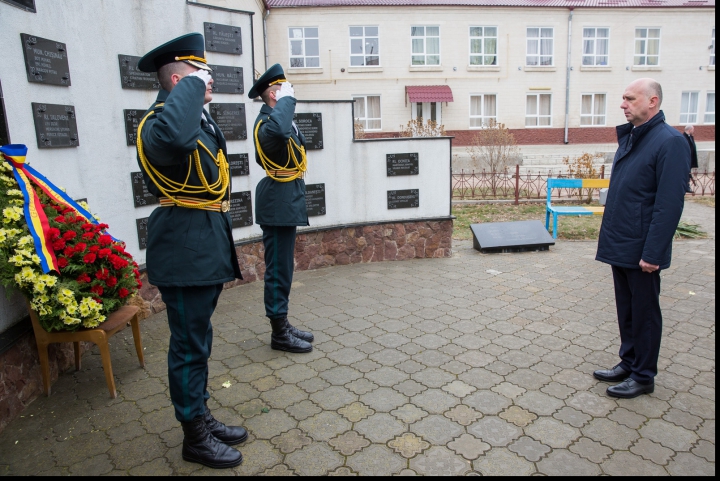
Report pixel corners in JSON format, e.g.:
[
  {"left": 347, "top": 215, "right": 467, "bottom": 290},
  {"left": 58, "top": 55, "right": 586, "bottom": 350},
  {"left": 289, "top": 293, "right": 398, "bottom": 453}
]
[
  {"left": 387, "top": 189, "right": 419, "bottom": 209},
  {"left": 208, "top": 65, "right": 244, "bottom": 94},
  {"left": 130, "top": 172, "right": 158, "bottom": 208},
  {"left": 136, "top": 217, "right": 149, "bottom": 250},
  {"left": 31, "top": 103, "right": 79, "bottom": 149},
  {"left": 209, "top": 103, "right": 247, "bottom": 140},
  {"left": 0, "top": 80, "right": 9, "bottom": 146},
  {"left": 204, "top": 23, "right": 242, "bottom": 55},
  {"left": 470, "top": 220, "right": 555, "bottom": 254},
  {"left": 21, "top": 34, "right": 70, "bottom": 86},
  {"left": 229, "top": 191, "right": 253, "bottom": 228},
  {"left": 228, "top": 153, "right": 249, "bottom": 176},
  {"left": 305, "top": 183, "right": 326, "bottom": 216},
  {"left": 2, "top": 0, "right": 36, "bottom": 12},
  {"left": 387, "top": 153, "right": 419, "bottom": 176},
  {"left": 118, "top": 55, "right": 160, "bottom": 90},
  {"left": 293, "top": 113, "right": 323, "bottom": 150},
  {"left": 123, "top": 109, "right": 145, "bottom": 146}
]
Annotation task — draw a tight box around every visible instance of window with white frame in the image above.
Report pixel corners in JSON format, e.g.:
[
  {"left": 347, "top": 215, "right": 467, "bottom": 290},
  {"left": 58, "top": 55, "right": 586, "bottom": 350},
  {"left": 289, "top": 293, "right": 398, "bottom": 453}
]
[
  {"left": 469, "top": 27, "right": 498, "bottom": 66},
  {"left": 711, "top": 28, "right": 716, "bottom": 66},
  {"left": 680, "top": 91, "right": 700, "bottom": 124},
  {"left": 526, "top": 27, "right": 554, "bottom": 66},
  {"left": 469, "top": 94, "right": 498, "bottom": 127},
  {"left": 411, "top": 26, "right": 440, "bottom": 66},
  {"left": 704, "top": 91, "right": 715, "bottom": 124},
  {"left": 350, "top": 26, "right": 380, "bottom": 66},
  {"left": 581, "top": 94, "right": 607, "bottom": 126},
  {"left": 634, "top": 28, "right": 660, "bottom": 66},
  {"left": 526, "top": 93, "right": 552, "bottom": 127},
  {"left": 582, "top": 28, "right": 609, "bottom": 66},
  {"left": 412, "top": 102, "right": 441, "bottom": 124},
  {"left": 353, "top": 95, "right": 381, "bottom": 130},
  {"left": 288, "top": 27, "right": 320, "bottom": 68}
]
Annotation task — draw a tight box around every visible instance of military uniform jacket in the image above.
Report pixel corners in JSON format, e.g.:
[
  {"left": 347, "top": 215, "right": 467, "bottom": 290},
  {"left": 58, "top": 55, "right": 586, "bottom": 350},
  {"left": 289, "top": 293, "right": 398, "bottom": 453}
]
[
  {"left": 137, "top": 77, "right": 242, "bottom": 287},
  {"left": 254, "top": 98, "right": 310, "bottom": 227}
]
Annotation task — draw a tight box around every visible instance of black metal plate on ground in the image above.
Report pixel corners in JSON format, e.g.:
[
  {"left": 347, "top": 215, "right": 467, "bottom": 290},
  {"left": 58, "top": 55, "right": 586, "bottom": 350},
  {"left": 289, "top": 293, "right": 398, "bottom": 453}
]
[
  {"left": 209, "top": 103, "right": 246, "bottom": 140},
  {"left": 387, "top": 153, "right": 419, "bottom": 176},
  {"left": 118, "top": 55, "right": 160, "bottom": 90},
  {"left": 387, "top": 189, "right": 419, "bottom": 209},
  {"left": 21, "top": 34, "right": 70, "bottom": 86},
  {"left": 130, "top": 172, "right": 158, "bottom": 208},
  {"left": 204, "top": 23, "right": 242, "bottom": 55},
  {"left": 2, "top": 0, "right": 36, "bottom": 12},
  {"left": 0, "top": 81, "right": 9, "bottom": 146},
  {"left": 228, "top": 153, "right": 249, "bottom": 176},
  {"left": 136, "top": 217, "right": 149, "bottom": 250},
  {"left": 123, "top": 109, "right": 146, "bottom": 146},
  {"left": 229, "top": 191, "right": 253, "bottom": 228},
  {"left": 208, "top": 65, "right": 243, "bottom": 94},
  {"left": 31, "top": 103, "right": 78, "bottom": 148},
  {"left": 293, "top": 113, "right": 323, "bottom": 150},
  {"left": 305, "top": 183, "right": 326, "bottom": 216},
  {"left": 471, "top": 220, "right": 555, "bottom": 254}
]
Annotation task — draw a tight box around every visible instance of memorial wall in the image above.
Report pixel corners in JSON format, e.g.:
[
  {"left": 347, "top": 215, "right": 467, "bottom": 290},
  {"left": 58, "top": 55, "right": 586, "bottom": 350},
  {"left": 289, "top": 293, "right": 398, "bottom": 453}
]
[{"left": 0, "top": 0, "right": 452, "bottom": 332}]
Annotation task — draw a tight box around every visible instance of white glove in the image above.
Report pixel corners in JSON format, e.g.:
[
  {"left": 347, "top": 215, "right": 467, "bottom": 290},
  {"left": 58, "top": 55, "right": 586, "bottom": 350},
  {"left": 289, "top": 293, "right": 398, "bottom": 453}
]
[
  {"left": 187, "top": 69, "right": 212, "bottom": 87},
  {"left": 274, "top": 81, "right": 295, "bottom": 101}
]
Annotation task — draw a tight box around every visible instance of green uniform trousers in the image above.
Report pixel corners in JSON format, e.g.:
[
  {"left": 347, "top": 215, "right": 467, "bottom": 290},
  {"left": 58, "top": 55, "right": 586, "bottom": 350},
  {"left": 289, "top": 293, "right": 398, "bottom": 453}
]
[{"left": 262, "top": 225, "right": 297, "bottom": 320}]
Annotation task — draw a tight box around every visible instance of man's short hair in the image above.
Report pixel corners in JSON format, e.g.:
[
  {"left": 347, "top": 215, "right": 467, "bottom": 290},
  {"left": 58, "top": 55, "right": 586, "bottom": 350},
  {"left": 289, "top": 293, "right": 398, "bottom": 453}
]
[
  {"left": 157, "top": 62, "right": 191, "bottom": 91},
  {"left": 684, "top": 124, "right": 694, "bottom": 132},
  {"left": 647, "top": 80, "right": 663, "bottom": 107},
  {"left": 260, "top": 84, "right": 281, "bottom": 105}
]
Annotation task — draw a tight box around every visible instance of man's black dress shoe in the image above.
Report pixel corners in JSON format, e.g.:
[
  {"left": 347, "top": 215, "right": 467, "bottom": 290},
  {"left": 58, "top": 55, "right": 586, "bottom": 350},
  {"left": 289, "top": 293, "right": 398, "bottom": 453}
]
[
  {"left": 607, "top": 378, "right": 654, "bottom": 399},
  {"left": 593, "top": 364, "right": 630, "bottom": 383}
]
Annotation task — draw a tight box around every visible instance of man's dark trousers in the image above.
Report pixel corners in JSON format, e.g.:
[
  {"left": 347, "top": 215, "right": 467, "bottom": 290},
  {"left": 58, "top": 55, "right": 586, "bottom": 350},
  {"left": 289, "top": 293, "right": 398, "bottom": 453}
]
[
  {"left": 159, "top": 284, "right": 223, "bottom": 422},
  {"left": 611, "top": 265, "right": 662, "bottom": 385},
  {"left": 262, "top": 225, "right": 297, "bottom": 320}
]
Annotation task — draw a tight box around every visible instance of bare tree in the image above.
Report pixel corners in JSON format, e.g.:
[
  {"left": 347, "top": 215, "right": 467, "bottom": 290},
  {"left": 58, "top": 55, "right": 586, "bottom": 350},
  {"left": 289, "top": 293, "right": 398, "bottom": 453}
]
[
  {"left": 354, "top": 120, "right": 366, "bottom": 139},
  {"left": 466, "top": 120, "right": 519, "bottom": 194},
  {"left": 399, "top": 118, "right": 446, "bottom": 137},
  {"left": 562, "top": 152, "right": 604, "bottom": 203}
]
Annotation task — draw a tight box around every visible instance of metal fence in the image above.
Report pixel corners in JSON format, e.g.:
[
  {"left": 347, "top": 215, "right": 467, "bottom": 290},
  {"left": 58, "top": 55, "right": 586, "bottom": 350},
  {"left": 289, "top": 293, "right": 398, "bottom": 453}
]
[{"left": 452, "top": 166, "right": 716, "bottom": 203}]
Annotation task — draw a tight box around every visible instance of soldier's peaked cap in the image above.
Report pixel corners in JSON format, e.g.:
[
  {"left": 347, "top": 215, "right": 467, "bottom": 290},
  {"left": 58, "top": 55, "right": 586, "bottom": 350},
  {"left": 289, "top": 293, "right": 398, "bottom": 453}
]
[
  {"left": 137, "top": 33, "right": 212, "bottom": 73},
  {"left": 248, "top": 64, "right": 286, "bottom": 99}
]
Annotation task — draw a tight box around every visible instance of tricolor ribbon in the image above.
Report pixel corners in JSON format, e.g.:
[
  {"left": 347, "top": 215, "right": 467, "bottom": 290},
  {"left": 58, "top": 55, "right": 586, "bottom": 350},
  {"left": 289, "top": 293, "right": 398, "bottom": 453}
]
[{"left": 0, "top": 144, "right": 117, "bottom": 274}]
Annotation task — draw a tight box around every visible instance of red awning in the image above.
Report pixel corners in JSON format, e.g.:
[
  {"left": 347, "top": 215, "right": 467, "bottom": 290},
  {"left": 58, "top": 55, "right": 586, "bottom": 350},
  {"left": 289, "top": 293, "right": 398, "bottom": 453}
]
[{"left": 405, "top": 85, "right": 454, "bottom": 103}]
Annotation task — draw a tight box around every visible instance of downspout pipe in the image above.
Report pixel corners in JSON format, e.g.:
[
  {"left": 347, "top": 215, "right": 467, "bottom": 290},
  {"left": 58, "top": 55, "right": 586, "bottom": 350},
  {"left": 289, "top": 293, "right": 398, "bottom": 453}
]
[
  {"left": 263, "top": 6, "right": 271, "bottom": 72},
  {"left": 564, "top": 7, "right": 574, "bottom": 144}
]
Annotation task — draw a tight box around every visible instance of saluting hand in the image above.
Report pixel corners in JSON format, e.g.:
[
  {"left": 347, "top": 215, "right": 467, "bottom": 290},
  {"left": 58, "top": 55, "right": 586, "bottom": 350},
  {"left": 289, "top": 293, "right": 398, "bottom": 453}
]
[
  {"left": 188, "top": 69, "right": 212, "bottom": 87},
  {"left": 274, "top": 82, "right": 295, "bottom": 101}
]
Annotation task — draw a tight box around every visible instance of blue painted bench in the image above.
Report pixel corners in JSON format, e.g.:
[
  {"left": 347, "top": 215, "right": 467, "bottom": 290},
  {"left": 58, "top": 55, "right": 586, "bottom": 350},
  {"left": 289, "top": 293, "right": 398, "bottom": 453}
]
[{"left": 546, "top": 178, "right": 609, "bottom": 239}]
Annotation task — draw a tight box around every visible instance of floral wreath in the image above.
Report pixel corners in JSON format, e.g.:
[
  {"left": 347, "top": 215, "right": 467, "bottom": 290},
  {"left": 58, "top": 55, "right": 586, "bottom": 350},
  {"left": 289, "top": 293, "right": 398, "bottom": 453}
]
[{"left": 0, "top": 145, "right": 141, "bottom": 332}]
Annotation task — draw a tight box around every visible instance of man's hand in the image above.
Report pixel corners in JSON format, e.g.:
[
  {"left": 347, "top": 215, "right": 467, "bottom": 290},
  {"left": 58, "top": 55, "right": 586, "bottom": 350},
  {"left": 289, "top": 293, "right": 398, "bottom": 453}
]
[
  {"left": 274, "top": 82, "right": 295, "bottom": 102},
  {"left": 187, "top": 70, "right": 212, "bottom": 87},
  {"left": 639, "top": 259, "right": 660, "bottom": 273}
]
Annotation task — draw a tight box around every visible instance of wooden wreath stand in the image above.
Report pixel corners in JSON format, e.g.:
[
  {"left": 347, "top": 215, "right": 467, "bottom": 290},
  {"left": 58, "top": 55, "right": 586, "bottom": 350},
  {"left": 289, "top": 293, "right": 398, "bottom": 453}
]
[{"left": 27, "top": 303, "right": 145, "bottom": 399}]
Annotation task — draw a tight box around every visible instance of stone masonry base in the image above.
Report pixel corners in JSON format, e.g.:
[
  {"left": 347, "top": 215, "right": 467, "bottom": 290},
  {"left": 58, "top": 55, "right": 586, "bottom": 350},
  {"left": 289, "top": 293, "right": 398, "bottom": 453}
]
[{"left": 0, "top": 219, "right": 453, "bottom": 433}]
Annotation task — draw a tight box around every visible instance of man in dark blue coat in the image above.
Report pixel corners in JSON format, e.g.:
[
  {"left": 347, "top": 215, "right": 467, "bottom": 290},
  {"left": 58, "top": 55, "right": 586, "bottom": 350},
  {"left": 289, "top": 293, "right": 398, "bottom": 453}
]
[
  {"left": 136, "top": 33, "right": 246, "bottom": 468},
  {"left": 594, "top": 78, "right": 690, "bottom": 399},
  {"left": 248, "top": 64, "right": 314, "bottom": 353}
]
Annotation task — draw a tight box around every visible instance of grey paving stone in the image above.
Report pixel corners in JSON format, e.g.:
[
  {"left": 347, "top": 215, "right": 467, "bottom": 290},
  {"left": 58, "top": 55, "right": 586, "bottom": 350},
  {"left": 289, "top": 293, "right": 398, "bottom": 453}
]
[
  {"left": 391, "top": 404, "right": 429, "bottom": 424},
  {"left": 601, "top": 451, "right": 670, "bottom": 476},
  {"left": 508, "top": 436, "right": 551, "bottom": 462},
  {"left": 286, "top": 442, "right": 344, "bottom": 477},
  {"left": 537, "top": 450, "right": 602, "bottom": 476},
  {"left": 412, "top": 415, "right": 465, "bottom": 445},
  {"left": 356, "top": 413, "right": 405, "bottom": 443},
  {"left": 515, "top": 391, "right": 565, "bottom": 416},
  {"left": 666, "top": 452, "right": 716, "bottom": 477},
  {"left": 639, "top": 419, "right": 698, "bottom": 452},
  {"left": 630, "top": 438, "right": 675, "bottom": 465},
  {"left": 244, "top": 409, "right": 298, "bottom": 440},
  {"left": 473, "top": 448, "right": 536, "bottom": 476},
  {"left": 463, "top": 391, "right": 512, "bottom": 416},
  {"left": 412, "top": 389, "right": 460, "bottom": 414},
  {"left": 582, "top": 418, "right": 640, "bottom": 450},
  {"left": 298, "top": 412, "right": 351, "bottom": 442},
  {"left": 569, "top": 437, "right": 613, "bottom": 464},
  {"left": 388, "top": 432, "right": 431, "bottom": 458},
  {"left": 468, "top": 417, "right": 522, "bottom": 447},
  {"left": 327, "top": 431, "right": 370, "bottom": 456},
  {"left": 347, "top": 444, "right": 405, "bottom": 476},
  {"left": 692, "top": 439, "right": 716, "bottom": 463},
  {"left": 410, "top": 446, "right": 472, "bottom": 476}
]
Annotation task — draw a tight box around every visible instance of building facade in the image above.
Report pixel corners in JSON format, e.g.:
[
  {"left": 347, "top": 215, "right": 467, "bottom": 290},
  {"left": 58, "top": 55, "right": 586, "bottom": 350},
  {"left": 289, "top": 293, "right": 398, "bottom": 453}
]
[{"left": 261, "top": 0, "right": 715, "bottom": 143}]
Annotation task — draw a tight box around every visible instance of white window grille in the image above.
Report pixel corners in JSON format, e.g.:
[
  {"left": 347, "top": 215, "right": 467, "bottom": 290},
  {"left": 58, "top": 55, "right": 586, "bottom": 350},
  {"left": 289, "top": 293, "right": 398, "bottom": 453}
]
[
  {"left": 526, "top": 93, "right": 552, "bottom": 127},
  {"left": 350, "top": 26, "right": 380, "bottom": 67},
  {"left": 469, "top": 27, "right": 498, "bottom": 66},
  {"left": 526, "top": 27, "right": 554, "bottom": 66},
  {"left": 581, "top": 94, "right": 607, "bottom": 126},
  {"left": 469, "top": 94, "right": 498, "bottom": 128},
  {"left": 288, "top": 27, "right": 320, "bottom": 68},
  {"left": 680, "top": 92, "right": 700, "bottom": 124},
  {"left": 353, "top": 95, "right": 382, "bottom": 130},
  {"left": 634, "top": 28, "right": 660, "bottom": 66},
  {"left": 411, "top": 26, "right": 440, "bottom": 66},
  {"left": 582, "top": 28, "right": 610, "bottom": 66},
  {"left": 704, "top": 91, "right": 715, "bottom": 124}
]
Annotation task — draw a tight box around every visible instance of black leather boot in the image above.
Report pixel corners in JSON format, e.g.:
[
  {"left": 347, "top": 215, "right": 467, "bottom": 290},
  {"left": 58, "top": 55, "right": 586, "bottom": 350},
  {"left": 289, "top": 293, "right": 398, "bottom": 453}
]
[
  {"left": 286, "top": 318, "right": 314, "bottom": 343},
  {"left": 204, "top": 404, "right": 248, "bottom": 446},
  {"left": 270, "top": 317, "right": 313, "bottom": 353},
  {"left": 181, "top": 415, "right": 243, "bottom": 468}
]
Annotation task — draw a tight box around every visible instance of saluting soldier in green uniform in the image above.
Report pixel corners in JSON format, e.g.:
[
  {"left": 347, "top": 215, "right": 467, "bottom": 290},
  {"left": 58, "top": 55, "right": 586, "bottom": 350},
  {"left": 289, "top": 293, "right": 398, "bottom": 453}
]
[
  {"left": 136, "top": 33, "right": 246, "bottom": 469},
  {"left": 248, "top": 64, "right": 315, "bottom": 353}
]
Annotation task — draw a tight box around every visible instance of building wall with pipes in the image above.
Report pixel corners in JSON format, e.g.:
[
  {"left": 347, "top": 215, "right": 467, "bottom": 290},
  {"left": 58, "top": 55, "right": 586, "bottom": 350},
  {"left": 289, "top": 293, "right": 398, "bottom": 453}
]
[{"left": 262, "top": 5, "right": 716, "bottom": 140}]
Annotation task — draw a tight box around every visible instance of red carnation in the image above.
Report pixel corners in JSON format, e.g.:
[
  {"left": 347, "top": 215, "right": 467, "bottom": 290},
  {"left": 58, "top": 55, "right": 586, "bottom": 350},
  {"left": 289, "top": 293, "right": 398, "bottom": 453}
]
[
  {"left": 52, "top": 239, "right": 66, "bottom": 251},
  {"left": 62, "top": 231, "right": 77, "bottom": 241},
  {"left": 136, "top": 279, "right": 143, "bottom": 289},
  {"left": 75, "top": 242, "right": 87, "bottom": 253},
  {"left": 109, "top": 254, "right": 129, "bottom": 269},
  {"left": 98, "top": 223, "right": 109, "bottom": 230},
  {"left": 77, "top": 273, "right": 91, "bottom": 283},
  {"left": 63, "top": 246, "right": 75, "bottom": 257},
  {"left": 98, "top": 248, "right": 112, "bottom": 259},
  {"left": 81, "top": 223, "right": 94, "bottom": 232},
  {"left": 83, "top": 253, "right": 97, "bottom": 264},
  {"left": 98, "top": 235, "right": 112, "bottom": 246},
  {"left": 82, "top": 232, "right": 94, "bottom": 240},
  {"left": 106, "top": 276, "right": 118, "bottom": 287},
  {"left": 95, "top": 268, "right": 109, "bottom": 280},
  {"left": 61, "top": 207, "right": 73, "bottom": 215},
  {"left": 90, "top": 285, "right": 104, "bottom": 296},
  {"left": 47, "top": 227, "right": 61, "bottom": 240},
  {"left": 89, "top": 245, "right": 100, "bottom": 253},
  {"left": 57, "top": 257, "right": 68, "bottom": 268},
  {"left": 118, "top": 288, "right": 129, "bottom": 299},
  {"left": 93, "top": 297, "right": 103, "bottom": 304},
  {"left": 54, "top": 215, "right": 65, "bottom": 223}
]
